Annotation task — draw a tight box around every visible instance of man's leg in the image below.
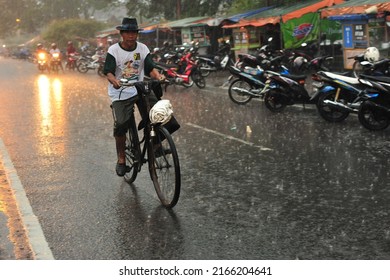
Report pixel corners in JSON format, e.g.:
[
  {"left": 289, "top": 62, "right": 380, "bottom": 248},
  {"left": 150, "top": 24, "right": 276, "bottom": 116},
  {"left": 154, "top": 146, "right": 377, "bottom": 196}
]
[{"left": 115, "top": 135, "right": 126, "bottom": 165}]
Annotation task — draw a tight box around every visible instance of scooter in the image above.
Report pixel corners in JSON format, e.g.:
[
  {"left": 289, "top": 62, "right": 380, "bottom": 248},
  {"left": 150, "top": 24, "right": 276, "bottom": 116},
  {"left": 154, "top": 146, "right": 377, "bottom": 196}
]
[
  {"left": 357, "top": 75, "right": 390, "bottom": 130},
  {"left": 227, "top": 64, "right": 289, "bottom": 105},
  {"left": 348, "top": 47, "right": 380, "bottom": 78},
  {"left": 50, "top": 52, "right": 62, "bottom": 74},
  {"left": 36, "top": 51, "right": 50, "bottom": 73},
  {"left": 262, "top": 70, "right": 315, "bottom": 112},
  {"left": 77, "top": 53, "right": 105, "bottom": 76},
  {"left": 261, "top": 56, "right": 333, "bottom": 112},
  {"left": 312, "top": 71, "right": 371, "bottom": 122},
  {"left": 197, "top": 41, "right": 234, "bottom": 77},
  {"left": 65, "top": 52, "right": 80, "bottom": 71},
  {"left": 155, "top": 56, "right": 205, "bottom": 89}
]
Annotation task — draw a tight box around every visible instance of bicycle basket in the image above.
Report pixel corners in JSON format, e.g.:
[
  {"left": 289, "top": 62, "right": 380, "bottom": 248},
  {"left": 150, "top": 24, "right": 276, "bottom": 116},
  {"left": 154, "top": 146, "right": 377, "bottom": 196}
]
[{"left": 149, "top": 99, "right": 173, "bottom": 125}]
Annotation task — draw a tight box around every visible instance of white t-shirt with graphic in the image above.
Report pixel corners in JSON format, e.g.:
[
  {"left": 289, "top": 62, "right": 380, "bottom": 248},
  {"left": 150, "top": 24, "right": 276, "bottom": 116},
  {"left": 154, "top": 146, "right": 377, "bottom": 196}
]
[{"left": 107, "top": 42, "right": 150, "bottom": 102}]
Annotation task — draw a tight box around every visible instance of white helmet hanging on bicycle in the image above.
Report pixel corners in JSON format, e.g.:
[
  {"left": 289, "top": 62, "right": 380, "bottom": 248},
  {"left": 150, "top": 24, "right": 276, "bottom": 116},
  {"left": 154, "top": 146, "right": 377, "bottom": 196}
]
[{"left": 149, "top": 100, "right": 173, "bottom": 125}]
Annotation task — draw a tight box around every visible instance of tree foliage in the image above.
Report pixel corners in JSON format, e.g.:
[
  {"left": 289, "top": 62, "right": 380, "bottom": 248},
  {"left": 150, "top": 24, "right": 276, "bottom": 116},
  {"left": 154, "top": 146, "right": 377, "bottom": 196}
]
[
  {"left": 126, "top": 0, "right": 233, "bottom": 21},
  {"left": 0, "top": 0, "right": 115, "bottom": 38},
  {"left": 41, "top": 18, "right": 106, "bottom": 47},
  {"left": 124, "top": 0, "right": 308, "bottom": 21},
  {"left": 0, "top": 0, "right": 317, "bottom": 40}
]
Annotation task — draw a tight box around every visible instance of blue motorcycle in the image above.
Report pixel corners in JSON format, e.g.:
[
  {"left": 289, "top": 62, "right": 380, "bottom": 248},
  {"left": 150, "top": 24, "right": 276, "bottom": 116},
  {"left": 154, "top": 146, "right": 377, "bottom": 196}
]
[
  {"left": 357, "top": 75, "right": 390, "bottom": 130},
  {"left": 313, "top": 71, "right": 372, "bottom": 122},
  {"left": 227, "top": 56, "right": 289, "bottom": 105}
]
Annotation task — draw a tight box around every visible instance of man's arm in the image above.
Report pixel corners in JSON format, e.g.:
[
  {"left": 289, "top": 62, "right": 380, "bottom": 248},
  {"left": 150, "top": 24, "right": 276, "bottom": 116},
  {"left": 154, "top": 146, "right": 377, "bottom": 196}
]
[
  {"left": 145, "top": 54, "right": 164, "bottom": 81},
  {"left": 104, "top": 53, "right": 121, "bottom": 89}
]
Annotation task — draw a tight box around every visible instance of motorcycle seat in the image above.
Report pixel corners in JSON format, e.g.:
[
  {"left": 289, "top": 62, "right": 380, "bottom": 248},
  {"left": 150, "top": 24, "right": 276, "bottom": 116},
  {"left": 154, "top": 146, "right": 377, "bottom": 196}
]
[
  {"left": 197, "top": 54, "right": 215, "bottom": 60},
  {"left": 155, "top": 62, "right": 178, "bottom": 69},
  {"left": 282, "top": 73, "right": 306, "bottom": 80},
  {"left": 320, "top": 71, "right": 360, "bottom": 85},
  {"left": 360, "top": 74, "right": 390, "bottom": 84},
  {"left": 228, "top": 66, "right": 241, "bottom": 75},
  {"left": 373, "top": 58, "right": 390, "bottom": 67}
]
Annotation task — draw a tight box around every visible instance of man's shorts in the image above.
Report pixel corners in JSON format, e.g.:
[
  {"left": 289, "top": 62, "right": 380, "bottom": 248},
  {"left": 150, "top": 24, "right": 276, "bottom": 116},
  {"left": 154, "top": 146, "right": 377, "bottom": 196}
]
[{"left": 111, "top": 96, "right": 138, "bottom": 136}]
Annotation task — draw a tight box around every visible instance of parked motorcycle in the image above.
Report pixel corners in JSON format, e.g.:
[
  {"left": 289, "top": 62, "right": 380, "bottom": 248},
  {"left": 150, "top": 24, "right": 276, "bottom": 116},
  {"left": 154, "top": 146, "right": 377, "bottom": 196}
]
[
  {"left": 291, "top": 54, "right": 334, "bottom": 74},
  {"left": 357, "top": 75, "right": 390, "bottom": 130},
  {"left": 348, "top": 47, "right": 380, "bottom": 78},
  {"left": 262, "top": 70, "right": 315, "bottom": 112},
  {"left": 357, "top": 58, "right": 390, "bottom": 77},
  {"left": 155, "top": 57, "right": 205, "bottom": 89},
  {"left": 313, "top": 71, "right": 370, "bottom": 122},
  {"left": 77, "top": 53, "right": 105, "bottom": 76},
  {"left": 197, "top": 41, "right": 235, "bottom": 77},
  {"left": 261, "top": 56, "right": 333, "bottom": 112},
  {"left": 227, "top": 64, "right": 289, "bottom": 105}
]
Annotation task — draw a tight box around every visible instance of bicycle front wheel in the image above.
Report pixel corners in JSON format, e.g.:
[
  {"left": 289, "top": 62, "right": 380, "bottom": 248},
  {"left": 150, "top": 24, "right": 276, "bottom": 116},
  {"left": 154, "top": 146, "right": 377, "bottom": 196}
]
[{"left": 148, "top": 126, "right": 181, "bottom": 208}]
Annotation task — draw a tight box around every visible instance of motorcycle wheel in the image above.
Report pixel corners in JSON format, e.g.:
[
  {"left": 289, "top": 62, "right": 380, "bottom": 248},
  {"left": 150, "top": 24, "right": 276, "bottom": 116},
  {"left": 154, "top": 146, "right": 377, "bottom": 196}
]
[
  {"left": 182, "top": 77, "right": 194, "bottom": 88},
  {"left": 228, "top": 79, "right": 253, "bottom": 105},
  {"left": 199, "top": 61, "right": 211, "bottom": 77},
  {"left": 52, "top": 63, "right": 59, "bottom": 74},
  {"left": 317, "top": 91, "right": 349, "bottom": 122},
  {"left": 263, "top": 88, "right": 287, "bottom": 112},
  {"left": 77, "top": 60, "right": 89, "bottom": 73},
  {"left": 358, "top": 101, "right": 390, "bottom": 131},
  {"left": 353, "top": 61, "right": 364, "bottom": 78},
  {"left": 192, "top": 71, "right": 206, "bottom": 89},
  {"left": 316, "top": 90, "right": 350, "bottom": 122}
]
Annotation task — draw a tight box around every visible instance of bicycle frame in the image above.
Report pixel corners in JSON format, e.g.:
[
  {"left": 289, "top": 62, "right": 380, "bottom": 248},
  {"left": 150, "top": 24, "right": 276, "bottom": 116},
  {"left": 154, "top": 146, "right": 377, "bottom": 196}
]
[{"left": 121, "top": 79, "right": 181, "bottom": 208}]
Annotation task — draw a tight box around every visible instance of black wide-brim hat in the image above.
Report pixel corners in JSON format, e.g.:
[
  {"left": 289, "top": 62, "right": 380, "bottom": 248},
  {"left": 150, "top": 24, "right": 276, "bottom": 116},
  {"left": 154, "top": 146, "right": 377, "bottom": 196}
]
[{"left": 116, "top": 17, "right": 143, "bottom": 31}]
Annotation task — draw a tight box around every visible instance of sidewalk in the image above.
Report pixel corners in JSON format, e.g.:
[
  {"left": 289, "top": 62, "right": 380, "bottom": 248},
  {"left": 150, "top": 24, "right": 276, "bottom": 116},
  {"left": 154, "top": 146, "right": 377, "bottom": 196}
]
[
  {"left": 0, "top": 140, "right": 34, "bottom": 260},
  {"left": 0, "top": 138, "right": 54, "bottom": 260}
]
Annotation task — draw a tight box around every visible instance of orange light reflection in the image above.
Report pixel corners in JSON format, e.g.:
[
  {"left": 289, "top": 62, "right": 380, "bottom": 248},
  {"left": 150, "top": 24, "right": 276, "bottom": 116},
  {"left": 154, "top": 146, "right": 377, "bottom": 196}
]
[{"left": 36, "top": 75, "right": 66, "bottom": 156}]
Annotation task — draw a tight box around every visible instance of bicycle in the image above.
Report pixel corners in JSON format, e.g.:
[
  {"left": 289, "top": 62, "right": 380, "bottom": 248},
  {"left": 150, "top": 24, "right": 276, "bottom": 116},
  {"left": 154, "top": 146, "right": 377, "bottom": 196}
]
[{"left": 119, "top": 79, "right": 181, "bottom": 209}]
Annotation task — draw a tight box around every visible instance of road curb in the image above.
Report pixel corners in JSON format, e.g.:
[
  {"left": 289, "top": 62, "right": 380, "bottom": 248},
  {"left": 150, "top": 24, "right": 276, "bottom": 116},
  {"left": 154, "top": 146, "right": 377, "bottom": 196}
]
[{"left": 0, "top": 138, "right": 54, "bottom": 260}]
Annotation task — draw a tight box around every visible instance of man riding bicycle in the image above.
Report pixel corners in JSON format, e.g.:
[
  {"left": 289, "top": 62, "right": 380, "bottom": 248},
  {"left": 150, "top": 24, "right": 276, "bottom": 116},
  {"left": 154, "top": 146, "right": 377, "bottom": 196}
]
[{"left": 103, "top": 17, "right": 179, "bottom": 177}]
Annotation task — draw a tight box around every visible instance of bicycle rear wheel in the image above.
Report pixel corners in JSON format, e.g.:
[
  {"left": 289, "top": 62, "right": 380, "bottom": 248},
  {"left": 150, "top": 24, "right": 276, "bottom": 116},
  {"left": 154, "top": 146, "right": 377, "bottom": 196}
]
[
  {"left": 124, "top": 117, "right": 140, "bottom": 184},
  {"left": 148, "top": 126, "right": 181, "bottom": 208}
]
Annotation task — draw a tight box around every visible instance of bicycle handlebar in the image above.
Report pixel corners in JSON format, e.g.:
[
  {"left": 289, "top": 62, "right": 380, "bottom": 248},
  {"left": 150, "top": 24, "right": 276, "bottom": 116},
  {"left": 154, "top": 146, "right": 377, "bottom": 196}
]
[{"left": 119, "top": 78, "right": 169, "bottom": 87}]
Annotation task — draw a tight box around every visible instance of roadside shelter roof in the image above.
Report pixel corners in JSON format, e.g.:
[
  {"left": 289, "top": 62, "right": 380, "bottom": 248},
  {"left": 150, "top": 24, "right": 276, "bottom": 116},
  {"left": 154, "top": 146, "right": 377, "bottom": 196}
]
[
  {"left": 222, "top": 0, "right": 344, "bottom": 29},
  {"left": 200, "top": 6, "right": 274, "bottom": 26},
  {"left": 321, "top": 0, "right": 390, "bottom": 18},
  {"left": 160, "top": 17, "right": 209, "bottom": 28}
]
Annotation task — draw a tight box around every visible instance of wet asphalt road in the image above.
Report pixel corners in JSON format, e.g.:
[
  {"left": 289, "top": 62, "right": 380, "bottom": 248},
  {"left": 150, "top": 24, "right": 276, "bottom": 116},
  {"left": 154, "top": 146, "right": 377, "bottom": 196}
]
[{"left": 1, "top": 57, "right": 390, "bottom": 260}]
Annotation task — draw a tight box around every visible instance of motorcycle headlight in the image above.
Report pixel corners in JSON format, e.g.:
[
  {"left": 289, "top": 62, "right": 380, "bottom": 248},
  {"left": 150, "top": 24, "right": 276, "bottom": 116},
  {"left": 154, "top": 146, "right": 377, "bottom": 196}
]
[
  {"left": 38, "top": 53, "right": 46, "bottom": 60},
  {"left": 52, "top": 53, "right": 59, "bottom": 58}
]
